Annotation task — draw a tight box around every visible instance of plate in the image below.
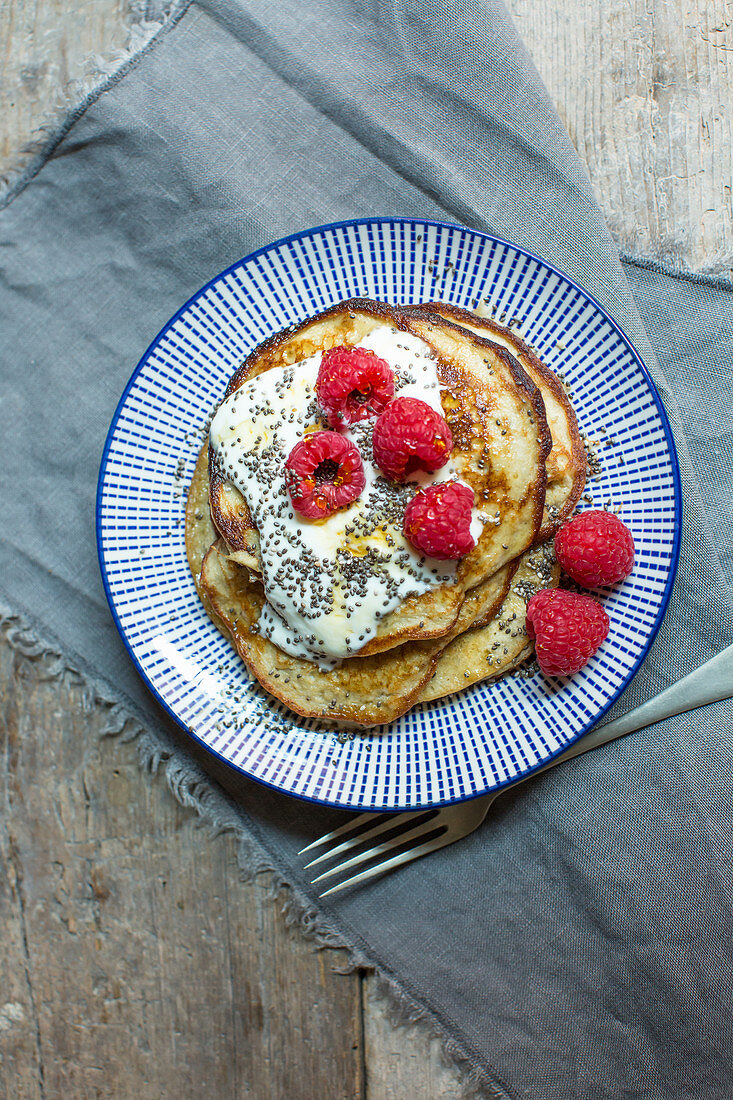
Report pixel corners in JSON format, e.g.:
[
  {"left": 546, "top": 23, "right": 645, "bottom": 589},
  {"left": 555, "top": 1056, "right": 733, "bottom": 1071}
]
[{"left": 97, "top": 218, "right": 681, "bottom": 811}]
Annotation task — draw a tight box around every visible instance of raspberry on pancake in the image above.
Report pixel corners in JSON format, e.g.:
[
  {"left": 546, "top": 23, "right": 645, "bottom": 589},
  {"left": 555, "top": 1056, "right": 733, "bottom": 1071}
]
[
  {"left": 372, "top": 396, "right": 453, "bottom": 481},
  {"left": 316, "top": 344, "right": 394, "bottom": 428}
]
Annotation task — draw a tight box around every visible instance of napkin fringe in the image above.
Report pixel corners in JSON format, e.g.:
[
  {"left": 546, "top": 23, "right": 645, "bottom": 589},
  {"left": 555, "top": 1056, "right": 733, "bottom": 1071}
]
[
  {"left": 619, "top": 243, "right": 733, "bottom": 281},
  {"left": 0, "top": 598, "right": 513, "bottom": 1100},
  {"left": 622, "top": 252, "right": 733, "bottom": 293},
  {"left": 4, "top": 0, "right": 733, "bottom": 293},
  {"left": 0, "top": 1, "right": 191, "bottom": 209}
]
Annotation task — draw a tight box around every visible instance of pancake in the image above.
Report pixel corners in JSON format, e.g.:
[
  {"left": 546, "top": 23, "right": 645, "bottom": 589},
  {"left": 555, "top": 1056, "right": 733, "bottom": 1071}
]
[
  {"left": 182, "top": 295, "right": 586, "bottom": 727},
  {"left": 187, "top": 444, "right": 517, "bottom": 725},
  {"left": 417, "top": 540, "right": 560, "bottom": 703},
  {"left": 199, "top": 540, "right": 518, "bottom": 725},
  {"left": 206, "top": 299, "right": 551, "bottom": 663},
  {"left": 408, "top": 303, "right": 586, "bottom": 539},
  {"left": 395, "top": 307, "right": 552, "bottom": 588},
  {"left": 188, "top": 442, "right": 554, "bottom": 726}
]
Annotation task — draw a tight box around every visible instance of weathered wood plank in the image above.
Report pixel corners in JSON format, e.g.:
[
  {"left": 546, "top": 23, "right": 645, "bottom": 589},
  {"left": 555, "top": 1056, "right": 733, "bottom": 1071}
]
[
  {"left": 362, "top": 980, "right": 465, "bottom": 1100},
  {"left": 0, "top": 643, "right": 43, "bottom": 1100},
  {"left": 507, "top": 0, "right": 733, "bottom": 270},
  {"left": 2, "top": 1, "right": 732, "bottom": 1098},
  {"left": 0, "top": 0, "right": 134, "bottom": 178},
  {"left": 0, "top": 636, "right": 361, "bottom": 1098},
  {"left": 3, "top": 1, "right": 731, "bottom": 270}
]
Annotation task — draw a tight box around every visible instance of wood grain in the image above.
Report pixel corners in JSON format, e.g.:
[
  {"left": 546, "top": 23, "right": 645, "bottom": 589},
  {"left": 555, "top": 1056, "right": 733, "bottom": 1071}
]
[
  {"left": 3, "top": 1, "right": 731, "bottom": 269},
  {"left": 507, "top": 0, "right": 733, "bottom": 270},
  {"left": 362, "top": 981, "right": 465, "bottom": 1100},
  {"left": 0, "top": 637, "right": 362, "bottom": 1099},
  {"left": 1, "top": 0, "right": 731, "bottom": 1097},
  {"left": 0, "top": 0, "right": 133, "bottom": 177}
]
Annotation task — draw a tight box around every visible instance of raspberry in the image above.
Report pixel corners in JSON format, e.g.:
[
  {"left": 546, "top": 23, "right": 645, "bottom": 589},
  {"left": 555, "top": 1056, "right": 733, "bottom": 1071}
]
[
  {"left": 372, "top": 396, "right": 453, "bottom": 481},
  {"left": 555, "top": 510, "right": 635, "bottom": 588},
  {"left": 316, "top": 345, "right": 394, "bottom": 428},
  {"left": 526, "top": 588, "right": 610, "bottom": 677},
  {"left": 403, "top": 481, "right": 475, "bottom": 559},
  {"left": 285, "top": 431, "right": 365, "bottom": 518}
]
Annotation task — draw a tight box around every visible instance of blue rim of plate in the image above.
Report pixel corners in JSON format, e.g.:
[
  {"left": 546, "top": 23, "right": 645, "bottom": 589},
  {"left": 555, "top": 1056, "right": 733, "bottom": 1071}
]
[{"left": 96, "top": 217, "right": 682, "bottom": 811}]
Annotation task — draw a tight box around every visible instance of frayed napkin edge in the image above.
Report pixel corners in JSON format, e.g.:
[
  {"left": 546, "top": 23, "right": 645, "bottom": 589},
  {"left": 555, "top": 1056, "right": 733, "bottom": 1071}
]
[
  {"left": 2, "top": 4, "right": 730, "bottom": 1092},
  {"left": 0, "top": 0, "right": 192, "bottom": 210},
  {"left": 2, "top": 0, "right": 733, "bottom": 288},
  {"left": 0, "top": 598, "right": 515, "bottom": 1100}
]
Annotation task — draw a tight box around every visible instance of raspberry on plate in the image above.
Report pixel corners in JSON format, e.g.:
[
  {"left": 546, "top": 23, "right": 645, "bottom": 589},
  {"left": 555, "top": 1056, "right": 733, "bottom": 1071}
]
[
  {"left": 285, "top": 431, "right": 365, "bottom": 518},
  {"left": 372, "top": 396, "right": 453, "bottom": 481},
  {"left": 555, "top": 509, "right": 635, "bottom": 588},
  {"left": 526, "top": 588, "right": 610, "bottom": 677},
  {"left": 316, "top": 345, "right": 394, "bottom": 428},
  {"left": 403, "top": 481, "right": 475, "bottom": 559}
]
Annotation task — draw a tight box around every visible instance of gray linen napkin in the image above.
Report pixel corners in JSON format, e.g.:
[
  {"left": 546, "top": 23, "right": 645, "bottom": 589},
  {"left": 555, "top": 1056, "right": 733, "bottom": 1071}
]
[{"left": 2, "top": 2, "right": 732, "bottom": 1096}]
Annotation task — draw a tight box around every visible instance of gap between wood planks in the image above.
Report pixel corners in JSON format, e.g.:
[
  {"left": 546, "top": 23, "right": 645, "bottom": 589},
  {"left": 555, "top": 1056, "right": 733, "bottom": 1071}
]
[
  {"left": 1, "top": 0, "right": 731, "bottom": 1096},
  {"left": 0, "top": 632, "right": 467, "bottom": 1097}
]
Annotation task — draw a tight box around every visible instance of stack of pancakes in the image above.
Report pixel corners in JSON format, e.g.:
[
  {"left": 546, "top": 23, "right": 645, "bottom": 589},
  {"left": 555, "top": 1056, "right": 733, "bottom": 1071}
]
[{"left": 185, "top": 298, "right": 586, "bottom": 726}]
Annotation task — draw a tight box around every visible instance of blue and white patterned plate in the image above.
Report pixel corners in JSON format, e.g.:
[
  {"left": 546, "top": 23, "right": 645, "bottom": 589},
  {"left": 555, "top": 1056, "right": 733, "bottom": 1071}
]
[{"left": 97, "top": 218, "right": 681, "bottom": 811}]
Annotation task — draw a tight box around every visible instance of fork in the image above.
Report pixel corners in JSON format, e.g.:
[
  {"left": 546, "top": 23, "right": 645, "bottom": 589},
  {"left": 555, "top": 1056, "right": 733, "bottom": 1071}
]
[{"left": 301, "top": 642, "right": 733, "bottom": 896}]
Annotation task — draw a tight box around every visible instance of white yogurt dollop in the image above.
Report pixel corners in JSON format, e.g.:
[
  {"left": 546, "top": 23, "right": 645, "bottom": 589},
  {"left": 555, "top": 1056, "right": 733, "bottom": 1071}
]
[{"left": 209, "top": 324, "right": 483, "bottom": 667}]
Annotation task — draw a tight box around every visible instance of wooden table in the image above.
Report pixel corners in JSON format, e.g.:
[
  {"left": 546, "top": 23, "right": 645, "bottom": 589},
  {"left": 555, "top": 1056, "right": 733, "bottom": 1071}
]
[{"left": 1, "top": 3, "right": 730, "bottom": 1096}]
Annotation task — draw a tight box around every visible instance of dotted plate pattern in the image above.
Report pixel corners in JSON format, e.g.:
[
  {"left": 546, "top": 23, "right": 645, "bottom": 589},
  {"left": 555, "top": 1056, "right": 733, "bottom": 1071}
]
[{"left": 97, "top": 219, "right": 681, "bottom": 811}]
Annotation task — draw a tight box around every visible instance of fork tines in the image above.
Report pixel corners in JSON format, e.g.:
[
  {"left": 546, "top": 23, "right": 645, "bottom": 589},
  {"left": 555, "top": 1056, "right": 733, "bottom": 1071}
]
[{"left": 299, "top": 809, "right": 444, "bottom": 897}]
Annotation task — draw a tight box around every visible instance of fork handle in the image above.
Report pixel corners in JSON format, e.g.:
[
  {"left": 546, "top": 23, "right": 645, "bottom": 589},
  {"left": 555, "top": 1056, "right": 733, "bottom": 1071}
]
[{"left": 535, "top": 641, "right": 733, "bottom": 777}]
